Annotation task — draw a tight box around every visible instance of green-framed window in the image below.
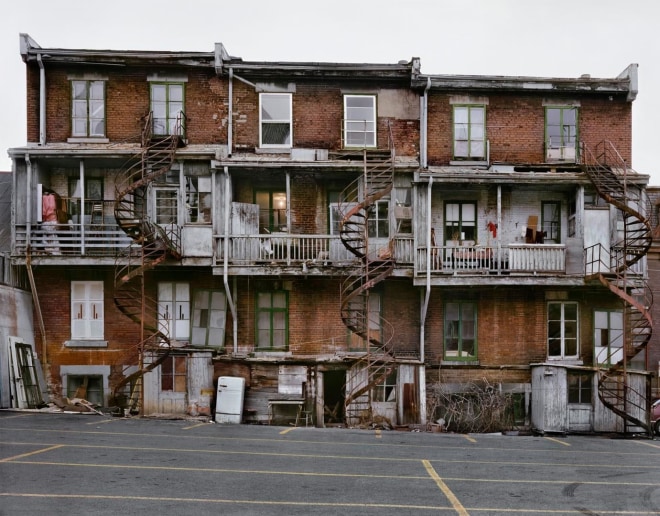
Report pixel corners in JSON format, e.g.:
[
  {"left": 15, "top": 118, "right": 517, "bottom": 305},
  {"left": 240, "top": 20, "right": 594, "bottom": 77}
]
[
  {"left": 72, "top": 80, "right": 105, "bottom": 137},
  {"left": 453, "top": 105, "right": 485, "bottom": 159},
  {"left": 548, "top": 302, "right": 579, "bottom": 359},
  {"left": 256, "top": 291, "right": 288, "bottom": 350},
  {"left": 191, "top": 290, "right": 227, "bottom": 347},
  {"left": 255, "top": 190, "right": 287, "bottom": 233},
  {"left": 545, "top": 106, "right": 578, "bottom": 162},
  {"left": 444, "top": 301, "right": 477, "bottom": 360},
  {"left": 344, "top": 95, "right": 376, "bottom": 147},
  {"left": 260, "top": 93, "right": 292, "bottom": 147},
  {"left": 444, "top": 202, "right": 476, "bottom": 243},
  {"left": 541, "top": 201, "right": 561, "bottom": 243},
  {"left": 568, "top": 371, "right": 592, "bottom": 404},
  {"left": 594, "top": 309, "right": 623, "bottom": 366},
  {"left": 151, "top": 82, "right": 184, "bottom": 136}
]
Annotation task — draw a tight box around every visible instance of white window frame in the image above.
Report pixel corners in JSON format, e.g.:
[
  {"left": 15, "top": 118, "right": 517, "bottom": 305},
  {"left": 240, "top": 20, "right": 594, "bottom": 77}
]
[
  {"left": 158, "top": 282, "right": 190, "bottom": 343},
  {"left": 259, "top": 93, "right": 292, "bottom": 148},
  {"left": 72, "top": 80, "right": 105, "bottom": 137},
  {"left": 594, "top": 309, "right": 623, "bottom": 366},
  {"left": 151, "top": 82, "right": 184, "bottom": 136},
  {"left": 547, "top": 302, "right": 579, "bottom": 359},
  {"left": 453, "top": 105, "right": 485, "bottom": 159},
  {"left": 545, "top": 106, "right": 578, "bottom": 162},
  {"left": 71, "top": 281, "right": 104, "bottom": 339},
  {"left": 154, "top": 187, "right": 179, "bottom": 226},
  {"left": 191, "top": 289, "right": 227, "bottom": 347},
  {"left": 344, "top": 95, "right": 376, "bottom": 148}
]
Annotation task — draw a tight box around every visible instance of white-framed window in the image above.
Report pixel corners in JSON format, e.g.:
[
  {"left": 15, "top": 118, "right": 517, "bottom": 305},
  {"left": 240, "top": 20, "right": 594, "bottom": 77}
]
[
  {"left": 453, "top": 105, "right": 485, "bottom": 159},
  {"left": 191, "top": 290, "right": 227, "bottom": 347},
  {"left": 260, "top": 93, "right": 292, "bottom": 147},
  {"left": 545, "top": 106, "right": 578, "bottom": 162},
  {"left": 71, "top": 281, "right": 104, "bottom": 339},
  {"left": 72, "top": 80, "right": 105, "bottom": 137},
  {"left": 158, "top": 282, "right": 190, "bottom": 342},
  {"left": 151, "top": 83, "right": 184, "bottom": 136},
  {"left": 547, "top": 302, "right": 579, "bottom": 359},
  {"left": 154, "top": 187, "right": 178, "bottom": 225},
  {"left": 344, "top": 95, "right": 376, "bottom": 147},
  {"left": 594, "top": 309, "right": 623, "bottom": 366},
  {"left": 367, "top": 200, "right": 389, "bottom": 238}
]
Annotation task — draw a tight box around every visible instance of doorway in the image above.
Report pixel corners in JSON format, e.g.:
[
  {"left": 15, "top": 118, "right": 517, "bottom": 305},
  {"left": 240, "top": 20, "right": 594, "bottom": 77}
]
[{"left": 323, "top": 370, "right": 345, "bottom": 425}]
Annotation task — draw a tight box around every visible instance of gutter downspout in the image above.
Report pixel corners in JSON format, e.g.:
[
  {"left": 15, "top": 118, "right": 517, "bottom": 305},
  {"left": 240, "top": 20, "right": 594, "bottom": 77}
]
[
  {"left": 25, "top": 154, "right": 32, "bottom": 244},
  {"left": 37, "top": 54, "right": 46, "bottom": 146},
  {"left": 228, "top": 68, "right": 233, "bottom": 157},
  {"left": 222, "top": 166, "right": 238, "bottom": 353},
  {"left": 420, "top": 77, "right": 431, "bottom": 168},
  {"left": 420, "top": 177, "right": 433, "bottom": 363}
]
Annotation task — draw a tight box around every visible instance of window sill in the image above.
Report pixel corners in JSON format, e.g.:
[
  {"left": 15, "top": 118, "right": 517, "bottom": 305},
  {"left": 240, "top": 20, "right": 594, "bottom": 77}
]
[
  {"left": 65, "top": 340, "right": 108, "bottom": 348},
  {"left": 256, "top": 148, "right": 291, "bottom": 154},
  {"left": 546, "top": 358, "right": 583, "bottom": 366},
  {"left": 450, "top": 160, "right": 488, "bottom": 167},
  {"left": 440, "top": 360, "right": 479, "bottom": 366},
  {"left": 67, "top": 137, "right": 110, "bottom": 144}
]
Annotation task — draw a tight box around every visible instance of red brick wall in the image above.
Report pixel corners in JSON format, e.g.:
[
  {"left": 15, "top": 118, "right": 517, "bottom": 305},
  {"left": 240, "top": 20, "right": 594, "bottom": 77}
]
[{"left": 427, "top": 93, "right": 632, "bottom": 166}]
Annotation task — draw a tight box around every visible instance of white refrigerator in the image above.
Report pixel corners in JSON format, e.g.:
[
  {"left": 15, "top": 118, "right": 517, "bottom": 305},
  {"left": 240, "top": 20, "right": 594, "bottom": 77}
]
[{"left": 215, "top": 376, "right": 245, "bottom": 423}]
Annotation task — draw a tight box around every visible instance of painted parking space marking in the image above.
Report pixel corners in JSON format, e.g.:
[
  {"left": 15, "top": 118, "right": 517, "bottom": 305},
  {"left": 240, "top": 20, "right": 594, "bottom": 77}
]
[
  {"left": 544, "top": 436, "right": 571, "bottom": 446},
  {"left": 181, "top": 422, "right": 207, "bottom": 430},
  {"left": 422, "top": 459, "right": 468, "bottom": 516},
  {"left": 0, "top": 444, "right": 63, "bottom": 463},
  {"left": 632, "top": 440, "right": 660, "bottom": 450},
  {"left": 462, "top": 434, "right": 476, "bottom": 443}
]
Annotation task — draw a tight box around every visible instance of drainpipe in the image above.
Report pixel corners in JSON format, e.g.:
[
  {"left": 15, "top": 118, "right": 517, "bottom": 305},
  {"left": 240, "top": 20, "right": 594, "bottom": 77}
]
[
  {"left": 222, "top": 166, "right": 238, "bottom": 354},
  {"left": 420, "top": 177, "right": 433, "bottom": 363},
  {"left": 37, "top": 54, "right": 46, "bottom": 146},
  {"left": 79, "top": 160, "right": 85, "bottom": 254},
  {"left": 25, "top": 154, "right": 32, "bottom": 244},
  {"left": 227, "top": 68, "right": 233, "bottom": 157},
  {"left": 420, "top": 77, "right": 431, "bottom": 168}
]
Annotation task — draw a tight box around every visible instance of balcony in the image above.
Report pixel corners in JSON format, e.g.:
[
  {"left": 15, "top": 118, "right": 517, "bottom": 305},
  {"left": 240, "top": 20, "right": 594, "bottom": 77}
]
[{"left": 415, "top": 244, "right": 566, "bottom": 275}]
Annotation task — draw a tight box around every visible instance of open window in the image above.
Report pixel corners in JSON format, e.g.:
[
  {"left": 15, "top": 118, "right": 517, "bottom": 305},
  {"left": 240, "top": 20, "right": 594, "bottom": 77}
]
[{"left": 545, "top": 106, "right": 577, "bottom": 162}]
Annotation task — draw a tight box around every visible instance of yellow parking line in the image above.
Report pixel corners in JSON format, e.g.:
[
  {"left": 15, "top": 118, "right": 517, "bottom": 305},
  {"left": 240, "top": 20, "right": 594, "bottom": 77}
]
[
  {"left": 462, "top": 434, "right": 476, "bottom": 443},
  {"left": 86, "top": 418, "right": 117, "bottom": 425},
  {"left": 279, "top": 427, "right": 296, "bottom": 435},
  {"left": 182, "top": 422, "right": 207, "bottom": 430},
  {"left": 375, "top": 429, "right": 382, "bottom": 439},
  {"left": 544, "top": 436, "right": 570, "bottom": 446},
  {"left": 633, "top": 440, "right": 660, "bottom": 450},
  {"left": 0, "top": 445, "right": 64, "bottom": 463},
  {"left": 422, "top": 459, "right": 468, "bottom": 515}
]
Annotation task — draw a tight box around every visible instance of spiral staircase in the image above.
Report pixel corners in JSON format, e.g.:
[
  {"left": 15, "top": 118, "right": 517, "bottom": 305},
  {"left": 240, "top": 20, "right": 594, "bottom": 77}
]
[
  {"left": 583, "top": 140, "right": 654, "bottom": 435},
  {"left": 110, "top": 112, "right": 185, "bottom": 413},
  {"left": 338, "top": 129, "right": 397, "bottom": 425}
]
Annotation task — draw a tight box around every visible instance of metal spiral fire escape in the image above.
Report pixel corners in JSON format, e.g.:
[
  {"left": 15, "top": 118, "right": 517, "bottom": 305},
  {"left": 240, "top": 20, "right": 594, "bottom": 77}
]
[
  {"left": 583, "top": 140, "right": 653, "bottom": 435},
  {"left": 338, "top": 125, "right": 397, "bottom": 425},
  {"left": 110, "top": 112, "right": 185, "bottom": 413}
]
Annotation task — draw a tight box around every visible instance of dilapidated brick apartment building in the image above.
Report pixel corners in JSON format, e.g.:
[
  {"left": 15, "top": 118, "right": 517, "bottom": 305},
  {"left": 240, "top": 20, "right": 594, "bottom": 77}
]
[{"left": 5, "top": 34, "right": 656, "bottom": 434}]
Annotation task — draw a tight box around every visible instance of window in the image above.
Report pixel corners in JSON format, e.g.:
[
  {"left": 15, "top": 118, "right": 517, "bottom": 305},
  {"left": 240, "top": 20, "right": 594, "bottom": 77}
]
[
  {"left": 541, "top": 201, "right": 561, "bottom": 243},
  {"left": 256, "top": 190, "right": 287, "bottom": 233},
  {"left": 260, "top": 93, "right": 292, "bottom": 147},
  {"left": 594, "top": 310, "right": 623, "bottom": 366},
  {"left": 72, "top": 80, "right": 105, "bottom": 137},
  {"left": 151, "top": 83, "right": 184, "bottom": 136},
  {"left": 568, "top": 372, "right": 592, "bottom": 404},
  {"left": 191, "top": 290, "right": 227, "bottom": 347},
  {"left": 445, "top": 202, "right": 476, "bottom": 243},
  {"left": 71, "top": 281, "right": 104, "bottom": 339},
  {"left": 161, "top": 355, "right": 187, "bottom": 392},
  {"left": 67, "top": 375, "right": 103, "bottom": 406},
  {"left": 368, "top": 200, "right": 389, "bottom": 238},
  {"left": 185, "top": 175, "right": 212, "bottom": 224},
  {"left": 349, "top": 292, "right": 382, "bottom": 351},
  {"left": 372, "top": 369, "right": 397, "bottom": 402},
  {"left": 256, "top": 291, "right": 288, "bottom": 350},
  {"left": 453, "top": 105, "right": 485, "bottom": 159},
  {"left": 444, "top": 301, "right": 477, "bottom": 360},
  {"left": 158, "top": 282, "right": 190, "bottom": 342},
  {"left": 548, "top": 302, "right": 579, "bottom": 359},
  {"left": 545, "top": 107, "right": 577, "bottom": 162},
  {"left": 155, "top": 188, "right": 178, "bottom": 225},
  {"left": 344, "top": 95, "right": 376, "bottom": 147}
]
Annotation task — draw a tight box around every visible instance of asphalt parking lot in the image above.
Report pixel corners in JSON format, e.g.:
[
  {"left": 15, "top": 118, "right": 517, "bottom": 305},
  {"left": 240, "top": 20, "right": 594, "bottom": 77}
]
[{"left": 1, "top": 411, "right": 659, "bottom": 515}]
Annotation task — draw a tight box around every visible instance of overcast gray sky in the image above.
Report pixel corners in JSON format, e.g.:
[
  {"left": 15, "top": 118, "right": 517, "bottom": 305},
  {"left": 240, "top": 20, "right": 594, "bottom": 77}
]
[{"left": 3, "top": 0, "right": 659, "bottom": 182}]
